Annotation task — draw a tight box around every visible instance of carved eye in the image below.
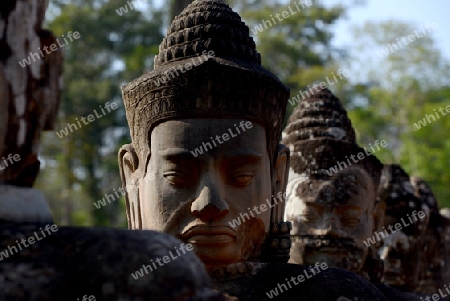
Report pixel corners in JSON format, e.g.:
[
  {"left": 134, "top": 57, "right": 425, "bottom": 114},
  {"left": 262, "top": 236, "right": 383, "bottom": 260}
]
[
  {"left": 230, "top": 174, "right": 253, "bottom": 186},
  {"left": 164, "top": 172, "right": 189, "bottom": 187}
]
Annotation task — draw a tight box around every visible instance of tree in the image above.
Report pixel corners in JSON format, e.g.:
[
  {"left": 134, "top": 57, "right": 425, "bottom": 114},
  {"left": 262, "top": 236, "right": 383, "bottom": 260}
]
[
  {"left": 0, "top": 0, "right": 62, "bottom": 188},
  {"left": 36, "top": 0, "right": 164, "bottom": 226},
  {"left": 227, "top": 0, "right": 347, "bottom": 122},
  {"left": 345, "top": 20, "right": 450, "bottom": 207}
]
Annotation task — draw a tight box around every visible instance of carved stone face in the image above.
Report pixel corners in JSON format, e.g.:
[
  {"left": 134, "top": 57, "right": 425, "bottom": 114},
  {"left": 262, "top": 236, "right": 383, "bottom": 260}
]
[
  {"left": 442, "top": 212, "right": 450, "bottom": 285},
  {"left": 418, "top": 223, "right": 444, "bottom": 293},
  {"left": 121, "top": 119, "right": 290, "bottom": 266},
  {"left": 285, "top": 167, "right": 378, "bottom": 272},
  {"left": 378, "top": 205, "right": 429, "bottom": 290}
]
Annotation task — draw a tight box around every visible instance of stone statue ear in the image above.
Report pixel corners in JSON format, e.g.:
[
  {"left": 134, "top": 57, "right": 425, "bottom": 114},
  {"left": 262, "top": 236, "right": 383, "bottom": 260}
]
[
  {"left": 273, "top": 143, "right": 290, "bottom": 220},
  {"left": 118, "top": 144, "right": 141, "bottom": 229},
  {"left": 262, "top": 143, "right": 291, "bottom": 263},
  {"left": 373, "top": 200, "right": 386, "bottom": 233}
]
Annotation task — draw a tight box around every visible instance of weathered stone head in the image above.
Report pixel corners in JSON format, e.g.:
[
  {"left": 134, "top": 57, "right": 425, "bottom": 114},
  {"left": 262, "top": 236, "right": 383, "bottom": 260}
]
[
  {"left": 377, "top": 165, "right": 429, "bottom": 291},
  {"left": 411, "top": 176, "right": 446, "bottom": 293},
  {"left": 119, "top": 0, "right": 291, "bottom": 267},
  {"left": 281, "top": 88, "right": 384, "bottom": 279},
  {"left": 441, "top": 208, "right": 450, "bottom": 286}
]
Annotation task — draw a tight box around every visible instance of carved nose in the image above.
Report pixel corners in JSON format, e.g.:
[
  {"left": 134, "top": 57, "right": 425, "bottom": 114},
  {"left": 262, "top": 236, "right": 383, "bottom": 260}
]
[
  {"left": 316, "top": 217, "right": 341, "bottom": 237},
  {"left": 191, "top": 186, "right": 229, "bottom": 220}
]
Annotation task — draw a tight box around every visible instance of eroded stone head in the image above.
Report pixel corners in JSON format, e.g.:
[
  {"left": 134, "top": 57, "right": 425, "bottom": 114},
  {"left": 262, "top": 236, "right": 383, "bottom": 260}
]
[
  {"left": 119, "top": 0, "right": 291, "bottom": 267},
  {"left": 411, "top": 176, "right": 446, "bottom": 293},
  {"left": 377, "top": 165, "right": 429, "bottom": 291},
  {"left": 282, "top": 88, "right": 384, "bottom": 279},
  {"left": 441, "top": 208, "right": 450, "bottom": 286}
]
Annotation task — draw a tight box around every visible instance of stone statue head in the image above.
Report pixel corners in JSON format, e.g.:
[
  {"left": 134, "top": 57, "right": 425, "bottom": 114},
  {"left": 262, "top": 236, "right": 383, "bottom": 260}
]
[
  {"left": 281, "top": 88, "right": 384, "bottom": 279},
  {"left": 118, "top": 0, "right": 291, "bottom": 267},
  {"left": 377, "top": 165, "right": 429, "bottom": 291},
  {"left": 411, "top": 176, "right": 446, "bottom": 293}
]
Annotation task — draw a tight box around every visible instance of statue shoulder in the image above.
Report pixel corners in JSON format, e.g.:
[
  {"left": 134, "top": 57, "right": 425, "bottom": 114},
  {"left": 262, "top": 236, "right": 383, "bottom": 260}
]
[{"left": 213, "top": 263, "right": 387, "bottom": 301}]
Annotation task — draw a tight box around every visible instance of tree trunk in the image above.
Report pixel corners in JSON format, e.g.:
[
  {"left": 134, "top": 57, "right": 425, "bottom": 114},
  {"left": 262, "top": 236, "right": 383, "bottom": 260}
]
[{"left": 0, "top": 0, "right": 63, "bottom": 187}]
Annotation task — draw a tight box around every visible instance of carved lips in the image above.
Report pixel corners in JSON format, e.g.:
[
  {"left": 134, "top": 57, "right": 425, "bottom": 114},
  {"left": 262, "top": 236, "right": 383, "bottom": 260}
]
[{"left": 181, "top": 226, "right": 236, "bottom": 245}]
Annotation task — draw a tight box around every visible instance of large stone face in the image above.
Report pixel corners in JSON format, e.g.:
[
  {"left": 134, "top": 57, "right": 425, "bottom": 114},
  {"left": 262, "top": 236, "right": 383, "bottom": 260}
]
[{"left": 118, "top": 0, "right": 291, "bottom": 266}]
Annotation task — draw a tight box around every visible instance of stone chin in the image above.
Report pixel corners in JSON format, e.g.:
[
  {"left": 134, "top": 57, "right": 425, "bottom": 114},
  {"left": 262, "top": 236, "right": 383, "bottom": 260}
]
[{"left": 183, "top": 217, "right": 266, "bottom": 266}]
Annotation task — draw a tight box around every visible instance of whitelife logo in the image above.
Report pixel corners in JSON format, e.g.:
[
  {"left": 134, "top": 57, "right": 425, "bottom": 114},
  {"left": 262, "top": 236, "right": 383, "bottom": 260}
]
[
  {"left": 288, "top": 69, "right": 350, "bottom": 107},
  {"left": 190, "top": 121, "right": 253, "bottom": 157},
  {"left": 0, "top": 224, "right": 59, "bottom": 261},
  {"left": 0, "top": 154, "right": 21, "bottom": 172},
  {"left": 250, "top": 0, "right": 312, "bottom": 35},
  {"left": 55, "top": 102, "right": 119, "bottom": 139},
  {"left": 130, "top": 243, "right": 193, "bottom": 280},
  {"left": 325, "top": 140, "right": 388, "bottom": 176},
  {"left": 18, "top": 31, "right": 81, "bottom": 67},
  {"left": 363, "top": 210, "right": 426, "bottom": 247},
  {"left": 413, "top": 104, "right": 450, "bottom": 130},
  {"left": 152, "top": 50, "right": 215, "bottom": 87},
  {"left": 228, "top": 192, "right": 286, "bottom": 228},
  {"left": 265, "top": 262, "right": 328, "bottom": 299},
  {"left": 377, "top": 22, "right": 439, "bottom": 58}
]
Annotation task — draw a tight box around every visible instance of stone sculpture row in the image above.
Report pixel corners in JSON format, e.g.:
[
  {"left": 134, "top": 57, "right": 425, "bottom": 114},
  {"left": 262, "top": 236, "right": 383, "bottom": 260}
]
[{"left": 1, "top": 0, "right": 448, "bottom": 300}]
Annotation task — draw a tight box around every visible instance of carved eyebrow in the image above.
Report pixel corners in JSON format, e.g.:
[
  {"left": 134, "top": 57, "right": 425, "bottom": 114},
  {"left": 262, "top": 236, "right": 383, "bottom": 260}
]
[
  {"left": 158, "top": 148, "right": 196, "bottom": 159},
  {"left": 221, "top": 148, "right": 264, "bottom": 159}
]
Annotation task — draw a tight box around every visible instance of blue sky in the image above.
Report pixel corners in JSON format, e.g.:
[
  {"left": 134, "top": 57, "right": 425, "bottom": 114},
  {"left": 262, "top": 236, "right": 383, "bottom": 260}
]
[{"left": 324, "top": 0, "right": 450, "bottom": 60}]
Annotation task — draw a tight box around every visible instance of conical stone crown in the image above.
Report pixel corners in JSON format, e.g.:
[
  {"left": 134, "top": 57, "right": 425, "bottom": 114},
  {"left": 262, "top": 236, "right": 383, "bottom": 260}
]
[
  {"left": 281, "top": 87, "right": 381, "bottom": 188},
  {"left": 155, "top": 0, "right": 260, "bottom": 68},
  {"left": 121, "top": 0, "right": 289, "bottom": 161},
  {"left": 283, "top": 87, "right": 356, "bottom": 145}
]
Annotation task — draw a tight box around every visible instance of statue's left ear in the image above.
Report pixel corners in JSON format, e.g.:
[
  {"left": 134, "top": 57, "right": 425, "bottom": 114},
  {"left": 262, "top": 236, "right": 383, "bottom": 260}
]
[
  {"left": 272, "top": 143, "right": 290, "bottom": 221},
  {"left": 118, "top": 143, "right": 141, "bottom": 229},
  {"left": 263, "top": 143, "right": 291, "bottom": 263}
]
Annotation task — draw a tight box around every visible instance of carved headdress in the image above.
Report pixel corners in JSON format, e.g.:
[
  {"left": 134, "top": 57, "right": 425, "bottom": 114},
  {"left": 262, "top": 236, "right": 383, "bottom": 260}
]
[
  {"left": 282, "top": 87, "right": 382, "bottom": 188},
  {"left": 121, "top": 0, "right": 289, "bottom": 162}
]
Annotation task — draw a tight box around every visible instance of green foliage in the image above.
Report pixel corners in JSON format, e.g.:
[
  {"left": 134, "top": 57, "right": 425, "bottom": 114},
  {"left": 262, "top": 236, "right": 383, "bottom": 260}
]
[
  {"left": 36, "top": 0, "right": 164, "bottom": 226},
  {"left": 228, "top": 0, "right": 347, "bottom": 127},
  {"left": 347, "top": 20, "right": 450, "bottom": 208}
]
